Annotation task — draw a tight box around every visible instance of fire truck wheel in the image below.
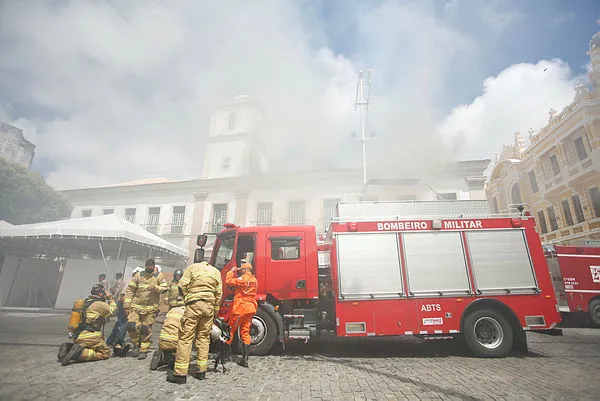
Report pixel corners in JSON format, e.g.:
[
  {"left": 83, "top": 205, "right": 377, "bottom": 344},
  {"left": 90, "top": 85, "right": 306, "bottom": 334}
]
[
  {"left": 248, "top": 308, "right": 278, "bottom": 356},
  {"left": 463, "top": 309, "right": 513, "bottom": 358},
  {"left": 589, "top": 299, "right": 600, "bottom": 326}
]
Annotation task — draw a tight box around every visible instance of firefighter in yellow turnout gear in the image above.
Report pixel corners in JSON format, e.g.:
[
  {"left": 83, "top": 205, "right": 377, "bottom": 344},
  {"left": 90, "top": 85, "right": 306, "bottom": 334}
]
[
  {"left": 60, "top": 284, "right": 117, "bottom": 365},
  {"left": 167, "top": 261, "right": 222, "bottom": 384},
  {"left": 167, "top": 269, "right": 184, "bottom": 308},
  {"left": 124, "top": 259, "right": 168, "bottom": 359},
  {"left": 150, "top": 292, "right": 185, "bottom": 371}
]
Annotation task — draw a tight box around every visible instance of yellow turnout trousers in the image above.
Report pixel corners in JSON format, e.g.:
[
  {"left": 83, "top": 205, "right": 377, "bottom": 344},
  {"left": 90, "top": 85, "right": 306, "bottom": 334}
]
[
  {"left": 127, "top": 310, "right": 156, "bottom": 353},
  {"left": 173, "top": 300, "right": 213, "bottom": 376},
  {"left": 75, "top": 330, "right": 111, "bottom": 361}
]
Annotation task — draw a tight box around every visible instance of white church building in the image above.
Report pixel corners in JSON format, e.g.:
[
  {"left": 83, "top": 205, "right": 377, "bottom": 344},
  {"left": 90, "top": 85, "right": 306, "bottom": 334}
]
[{"left": 61, "top": 96, "right": 490, "bottom": 258}]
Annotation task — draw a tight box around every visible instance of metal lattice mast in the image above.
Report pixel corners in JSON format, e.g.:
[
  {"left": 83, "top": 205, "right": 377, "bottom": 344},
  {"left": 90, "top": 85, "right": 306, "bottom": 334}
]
[{"left": 355, "top": 70, "right": 371, "bottom": 187}]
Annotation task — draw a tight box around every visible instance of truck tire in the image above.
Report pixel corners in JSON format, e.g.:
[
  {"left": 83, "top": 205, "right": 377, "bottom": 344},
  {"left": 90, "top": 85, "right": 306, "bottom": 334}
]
[
  {"left": 588, "top": 299, "right": 600, "bottom": 327},
  {"left": 247, "top": 307, "right": 278, "bottom": 356},
  {"left": 463, "top": 309, "right": 513, "bottom": 358}
]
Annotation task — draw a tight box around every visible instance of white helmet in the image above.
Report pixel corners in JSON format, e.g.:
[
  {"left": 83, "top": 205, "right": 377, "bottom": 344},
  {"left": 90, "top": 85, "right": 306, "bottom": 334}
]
[{"left": 210, "top": 323, "right": 222, "bottom": 342}]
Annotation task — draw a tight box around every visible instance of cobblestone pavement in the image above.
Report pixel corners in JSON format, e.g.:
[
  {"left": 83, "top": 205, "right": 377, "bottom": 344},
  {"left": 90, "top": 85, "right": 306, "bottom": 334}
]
[{"left": 0, "top": 311, "right": 598, "bottom": 400}]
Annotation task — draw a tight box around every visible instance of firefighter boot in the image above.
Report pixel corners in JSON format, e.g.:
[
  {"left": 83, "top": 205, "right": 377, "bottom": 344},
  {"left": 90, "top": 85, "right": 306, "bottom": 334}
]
[
  {"left": 150, "top": 350, "right": 163, "bottom": 371},
  {"left": 222, "top": 343, "right": 232, "bottom": 362},
  {"left": 57, "top": 342, "right": 73, "bottom": 362},
  {"left": 130, "top": 346, "right": 140, "bottom": 358},
  {"left": 61, "top": 344, "right": 83, "bottom": 366},
  {"left": 138, "top": 351, "right": 148, "bottom": 360},
  {"left": 164, "top": 352, "right": 175, "bottom": 370},
  {"left": 238, "top": 343, "right": 249, "bottom": 368},
  {"left": 166, "top": 371, "right": 186, "bottom": 384},
  {"left": 195, "top": 371, "right": 206, "bottom": 381}
]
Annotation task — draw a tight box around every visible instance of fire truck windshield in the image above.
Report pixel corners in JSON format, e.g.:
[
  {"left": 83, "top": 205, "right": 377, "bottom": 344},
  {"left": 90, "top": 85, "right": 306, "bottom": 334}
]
[{"left": 212, "top": 236, "right": 235, "bottom": 270}]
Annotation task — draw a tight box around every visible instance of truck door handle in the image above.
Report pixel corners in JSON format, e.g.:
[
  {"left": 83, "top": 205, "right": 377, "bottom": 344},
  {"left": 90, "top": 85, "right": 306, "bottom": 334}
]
[{"left": 296, "top": 280, "right": 306, "bottom": 289}]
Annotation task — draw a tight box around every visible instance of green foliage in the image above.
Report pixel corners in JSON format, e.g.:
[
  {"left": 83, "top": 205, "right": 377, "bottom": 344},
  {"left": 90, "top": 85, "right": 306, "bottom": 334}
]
[{"left": 0, "top": 159, "right": 72, "bottom": 224}]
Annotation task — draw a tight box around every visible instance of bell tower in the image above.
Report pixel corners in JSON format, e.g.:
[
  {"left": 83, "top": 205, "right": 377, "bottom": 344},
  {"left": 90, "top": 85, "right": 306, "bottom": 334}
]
[{"left": 202, "top": 95, "right": 268, "bottom": 179}]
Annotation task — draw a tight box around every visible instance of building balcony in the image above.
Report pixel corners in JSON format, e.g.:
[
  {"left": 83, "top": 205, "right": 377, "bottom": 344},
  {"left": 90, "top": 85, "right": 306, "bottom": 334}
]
[
  {"left": 540, "top": 218, "right": 600, "bottom": 244},
  {"left": 140, "top": 223, "right": 187, "bottom": 236},
  {"left": 162, "top": 224, "right": 187, "bottom": 236}
]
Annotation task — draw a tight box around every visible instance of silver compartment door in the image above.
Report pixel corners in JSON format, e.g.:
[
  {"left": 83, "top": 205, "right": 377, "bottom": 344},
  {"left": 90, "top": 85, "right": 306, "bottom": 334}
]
[
  {"left": 336, "top": 233, "right": 403, "bottom": 299},
  {"left": 466, "top": 230, "right": 537, "bottom": 293},
  {"left": 403, "top": 232, "right": 471, "bottom": 296}
]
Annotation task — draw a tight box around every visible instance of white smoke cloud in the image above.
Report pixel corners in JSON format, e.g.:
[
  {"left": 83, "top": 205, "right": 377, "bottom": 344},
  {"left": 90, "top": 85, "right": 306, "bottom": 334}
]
[
  {"left": 439, "top": 59, "right": 577, "bottom": 162},
  {"left": 0, "top": 0, "right": 582, "bottom": 189}
]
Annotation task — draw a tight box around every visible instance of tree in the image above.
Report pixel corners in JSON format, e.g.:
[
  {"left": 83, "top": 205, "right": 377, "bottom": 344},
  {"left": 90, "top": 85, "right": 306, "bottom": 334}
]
[{"left": 0, "top": 159, "right": 72, "bottom": 224}]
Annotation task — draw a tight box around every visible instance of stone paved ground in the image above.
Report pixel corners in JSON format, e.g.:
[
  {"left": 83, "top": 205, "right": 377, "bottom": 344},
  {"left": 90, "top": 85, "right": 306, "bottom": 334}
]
[{"left": 0, "top": 311, "right": 598, "bottom": 400}]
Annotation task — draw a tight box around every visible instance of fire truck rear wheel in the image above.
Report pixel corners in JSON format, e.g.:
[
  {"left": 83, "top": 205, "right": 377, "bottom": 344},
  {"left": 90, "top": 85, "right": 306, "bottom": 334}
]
[
  {"left": 464, "top": 309, "right": 513, "bottom": 358},
  {"left": 247, "top": 307, "right": 278, "bottom": 356},
  {"left": 588, "top": 299, "right": 600, "bottom": 326}
]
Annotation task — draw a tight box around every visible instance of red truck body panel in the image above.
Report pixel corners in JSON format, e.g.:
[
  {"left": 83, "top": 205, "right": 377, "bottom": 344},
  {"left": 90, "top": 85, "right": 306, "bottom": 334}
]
[{"left": 553, "top": 246, "right": 600, "bottom": 313}]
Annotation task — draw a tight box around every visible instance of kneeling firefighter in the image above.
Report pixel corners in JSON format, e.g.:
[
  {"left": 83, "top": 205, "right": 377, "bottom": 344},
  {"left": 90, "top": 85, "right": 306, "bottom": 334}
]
[
  {"left": 150, "top": 292, "right": 185, "bottom": 371},
  {"left": 225, "top": 262, "right": 258, "bottom": 368},
  {"left": 59, "top": 284, "right": 117, "bottom": 366}
]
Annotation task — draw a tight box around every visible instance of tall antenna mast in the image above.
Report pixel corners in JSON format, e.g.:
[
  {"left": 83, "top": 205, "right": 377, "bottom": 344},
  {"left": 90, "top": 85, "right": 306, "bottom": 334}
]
[{"left": 355, "top": 70, "right": 371, "bottom": 187}]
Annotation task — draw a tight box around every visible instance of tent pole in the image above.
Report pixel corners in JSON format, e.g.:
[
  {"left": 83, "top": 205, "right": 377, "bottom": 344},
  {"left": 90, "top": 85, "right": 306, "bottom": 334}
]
[
  {"left": 117, "top": 239, "right": 123, "bottom": 260},
  {"left": 98, "top": 242, "right": 111, "bottom": 279}
]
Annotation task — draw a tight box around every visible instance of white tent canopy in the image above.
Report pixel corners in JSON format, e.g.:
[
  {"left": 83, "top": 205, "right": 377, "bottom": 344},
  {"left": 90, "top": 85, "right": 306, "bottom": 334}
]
[{"left": 0, "top": 214, "right": 187, "bottom": 257}]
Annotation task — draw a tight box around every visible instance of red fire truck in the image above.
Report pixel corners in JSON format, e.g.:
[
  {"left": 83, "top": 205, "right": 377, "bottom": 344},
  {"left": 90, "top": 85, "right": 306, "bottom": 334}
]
[
  {"left": 545, "top": 245, "right": 600, "bottom": 326},
  {"left": 195, "top": 201, "right": 562, "bottom": 358}
]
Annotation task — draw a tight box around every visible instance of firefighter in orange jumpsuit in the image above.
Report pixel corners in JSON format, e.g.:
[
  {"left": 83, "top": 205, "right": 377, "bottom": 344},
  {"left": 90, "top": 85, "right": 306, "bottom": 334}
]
[
  {"left": 225, "top": 262, "right": 258, "bottom": 368},
  {"left": 124, "top": 259, "right": 168, "bottom": 360},
  {"left": 60, "top": 284, "right": 117, "bottom": 365},
  {"left": 167, "top": 261, "right": 222, "bottom": 384}
]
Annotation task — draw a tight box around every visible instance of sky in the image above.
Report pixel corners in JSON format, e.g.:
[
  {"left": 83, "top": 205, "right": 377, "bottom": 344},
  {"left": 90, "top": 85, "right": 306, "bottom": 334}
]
[{"left": 0, "top": 0, "right": 599, "bottom": 190}]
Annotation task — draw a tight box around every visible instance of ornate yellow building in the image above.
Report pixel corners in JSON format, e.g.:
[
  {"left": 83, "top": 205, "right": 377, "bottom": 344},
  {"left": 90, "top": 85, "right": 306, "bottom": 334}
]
[{"left": 486, "top": 32, "right": 600, "bottom": 246}]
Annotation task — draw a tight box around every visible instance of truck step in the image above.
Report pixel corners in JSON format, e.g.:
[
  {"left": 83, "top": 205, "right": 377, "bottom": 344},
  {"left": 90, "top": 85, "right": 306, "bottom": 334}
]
[
  {"left": 288, "top": 328, "right": 311, "bottom": 343},
  {"left": 421, "top": 335, "right": 454, "bottom": 341},
  {"left": 283, "top": 314, "right": 304, "bottom": 319}
]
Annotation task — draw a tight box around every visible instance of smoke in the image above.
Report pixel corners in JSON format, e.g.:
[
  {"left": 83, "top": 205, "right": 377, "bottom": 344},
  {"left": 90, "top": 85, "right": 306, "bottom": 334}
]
[{"left": 0, "top": 1, "right": 476, "bottom": 189}]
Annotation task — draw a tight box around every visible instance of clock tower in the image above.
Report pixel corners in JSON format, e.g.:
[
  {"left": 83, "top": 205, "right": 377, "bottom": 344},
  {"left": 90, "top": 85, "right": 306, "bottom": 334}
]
[{"left": 202, "top": 95, "right": 269, "bottom": 179}]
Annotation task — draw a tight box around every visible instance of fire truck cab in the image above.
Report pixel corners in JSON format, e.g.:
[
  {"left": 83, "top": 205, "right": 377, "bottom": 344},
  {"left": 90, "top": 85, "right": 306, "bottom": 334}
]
[{"left": 200, "top": 201, "right": 562, "bottom": 358}]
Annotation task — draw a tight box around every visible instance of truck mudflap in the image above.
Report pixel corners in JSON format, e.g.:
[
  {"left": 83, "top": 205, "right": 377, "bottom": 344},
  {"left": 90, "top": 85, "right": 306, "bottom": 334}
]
[{"left": 531, "top": 328, "right": 563, "bottom": 336}]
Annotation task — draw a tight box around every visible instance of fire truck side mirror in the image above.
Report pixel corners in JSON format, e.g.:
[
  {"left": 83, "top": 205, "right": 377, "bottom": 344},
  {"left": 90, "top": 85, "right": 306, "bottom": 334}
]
[
  {"left": 197, "top": 234, "right": 208, "bottom": 247},
  {"left": 194, "top": 248, "right": 205, "bottom": 263}
]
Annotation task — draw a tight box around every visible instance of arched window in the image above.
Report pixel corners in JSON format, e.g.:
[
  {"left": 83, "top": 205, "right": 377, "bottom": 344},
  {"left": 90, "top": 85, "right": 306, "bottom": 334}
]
[{"left": 510, "top": 183, "right": 522, "bottom": 205}]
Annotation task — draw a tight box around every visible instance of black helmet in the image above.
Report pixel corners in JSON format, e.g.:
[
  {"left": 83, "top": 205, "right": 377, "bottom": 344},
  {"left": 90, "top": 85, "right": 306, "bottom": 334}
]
[
  {"left": 173, "top": 269, "right": 183, "bottom": 281},
  {"left": 91, "top": 284, "right": 106, "bottom": 297}
]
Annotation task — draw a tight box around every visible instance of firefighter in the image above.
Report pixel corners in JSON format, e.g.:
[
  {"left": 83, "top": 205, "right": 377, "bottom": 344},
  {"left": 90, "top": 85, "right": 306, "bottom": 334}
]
[
  {"left": 151, "top": 294, "right": 185, "bottom": 371},
  {"left": 124, "top": 259, "right": 168, "bottom": 360},
  {"left": 225, "top": 262, "right": 258, "bottom": 368},
  {"left": 167, "top": 269, "right": 184, "bottom": 308},
  {"left": 167, "top": 261, "right": 222, "bottom": 384},
  {"left": 60, "top": 284, "right": 117, "bottom": 365}
]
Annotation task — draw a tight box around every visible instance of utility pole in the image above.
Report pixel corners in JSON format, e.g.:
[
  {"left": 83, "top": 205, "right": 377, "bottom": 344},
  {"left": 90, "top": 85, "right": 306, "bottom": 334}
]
[{"left": 355, "top": 70, "right": 371, "bottom": 187}]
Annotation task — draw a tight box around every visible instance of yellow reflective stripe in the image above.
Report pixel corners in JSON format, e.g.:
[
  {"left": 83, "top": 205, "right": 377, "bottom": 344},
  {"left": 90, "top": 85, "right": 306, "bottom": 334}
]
[
  {"left": 179, "top": 277, "right": 190, "bottom": 286},
  {"left": 128, "top": 281, "right": 137, "bottom": 288},
  {"left": 174, "top": 362, "right": 188, "bottom": 369},
  {"left": 78, "top": 332, "right": 100, "bottom": 339},
  {"left": 166, "top": 311, "right": 184, "bottom": 319},
  {"left": 159, "top": 333, "right": 178, "bottom": 340},
  {"left": 87, "top": 311, "right": 101, "bottom": 318},
  {"left": 197, "top": 360, "right": 208, "bottom": 366}
]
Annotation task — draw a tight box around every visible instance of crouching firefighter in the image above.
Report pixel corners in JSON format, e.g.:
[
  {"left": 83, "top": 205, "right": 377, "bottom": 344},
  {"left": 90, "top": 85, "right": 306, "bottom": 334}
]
[
  {"left": 124, "top": 259, "right": 168, "bottom": 360},
  {"left": 225, "top": 262, "right": 258, "bottom": 368},
  {"left": 150, "top": 293, "right": 185, "bottom": 371},
  {"left": 59, "top": 284, "right": 117, "bottom": 366},
  {"left": 167, "top": 261, "right": 222, "bottom": 384}
]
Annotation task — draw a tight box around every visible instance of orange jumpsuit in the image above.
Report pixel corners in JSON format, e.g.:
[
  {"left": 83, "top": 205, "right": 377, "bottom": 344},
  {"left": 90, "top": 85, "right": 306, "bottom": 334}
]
[{"left": 225, "top": 268, "right": 258, "bottom": 345}]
